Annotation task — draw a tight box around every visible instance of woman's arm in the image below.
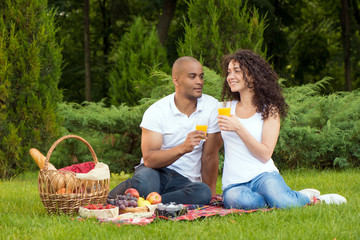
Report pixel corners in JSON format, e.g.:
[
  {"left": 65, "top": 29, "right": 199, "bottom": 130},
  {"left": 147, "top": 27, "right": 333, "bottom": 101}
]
[{"left": 218, "top": 114, "right": 280, "bottom": 163}]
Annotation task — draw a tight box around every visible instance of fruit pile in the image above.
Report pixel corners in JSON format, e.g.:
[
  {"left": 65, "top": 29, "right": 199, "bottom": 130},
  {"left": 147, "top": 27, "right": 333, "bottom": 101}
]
[
  {"left": 107, "top": 194, "right": 138, "bottom": 210},
  {"left": 83, "top": 204, "right": 116, "bottom": 210},
  {"left": 107, "top": 188, "right": 162, "bottom": 210}
]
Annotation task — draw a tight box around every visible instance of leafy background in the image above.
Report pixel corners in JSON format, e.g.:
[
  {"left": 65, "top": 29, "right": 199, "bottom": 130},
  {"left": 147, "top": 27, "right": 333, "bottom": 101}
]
[{"left": 1, "top": 0, "right": 360, "bottom": 178}]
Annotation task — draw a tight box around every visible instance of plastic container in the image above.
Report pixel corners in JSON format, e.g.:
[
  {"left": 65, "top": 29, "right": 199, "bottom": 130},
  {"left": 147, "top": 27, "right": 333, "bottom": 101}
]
[{"left": 155, "top": 202, "right": 188, "bottom": 218}]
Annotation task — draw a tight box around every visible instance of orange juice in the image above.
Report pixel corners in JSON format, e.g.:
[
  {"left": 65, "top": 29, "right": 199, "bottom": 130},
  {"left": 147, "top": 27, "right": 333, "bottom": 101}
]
[
  {"left": 218, "top": 108, "right": 231, "bottom": 116},
  {"left": 196, "top": 125, "right": 208, "bottom": 138}
]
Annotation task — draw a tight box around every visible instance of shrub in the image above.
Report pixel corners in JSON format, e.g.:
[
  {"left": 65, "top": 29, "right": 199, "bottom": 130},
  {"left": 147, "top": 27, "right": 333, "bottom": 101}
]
[
  {"left": 58, "top": 73, "right": 360, "bottom": 173},
  {"left": 0, "top": 0, "right": 62, "bottom": 178},
  {"left": 55, "top": 99, "right": 154, "bottom": 172},
  {"left": 274, "top": 78, "right": 360, "bottom": 169}
]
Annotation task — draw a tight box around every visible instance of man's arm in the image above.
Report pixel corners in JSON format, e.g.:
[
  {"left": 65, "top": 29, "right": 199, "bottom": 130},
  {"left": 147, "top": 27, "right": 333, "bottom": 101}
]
[
  {"left": 141, "top": 128, "right": 206, "bottom": 169},
  {"left": 201, "top": 132, "right": 222, "bottom": 196}
]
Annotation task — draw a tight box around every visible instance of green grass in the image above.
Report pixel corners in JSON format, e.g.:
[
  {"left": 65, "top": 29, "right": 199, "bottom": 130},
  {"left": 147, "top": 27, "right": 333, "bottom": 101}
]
[{"left": 1, "top": 169, "right": 360, "bottom": 240}]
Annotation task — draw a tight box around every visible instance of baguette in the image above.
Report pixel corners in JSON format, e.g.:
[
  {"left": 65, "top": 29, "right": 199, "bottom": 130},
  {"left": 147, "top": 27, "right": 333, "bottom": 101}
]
[{"left": 29, "top": 148, "right": 57, "bottom": 170}]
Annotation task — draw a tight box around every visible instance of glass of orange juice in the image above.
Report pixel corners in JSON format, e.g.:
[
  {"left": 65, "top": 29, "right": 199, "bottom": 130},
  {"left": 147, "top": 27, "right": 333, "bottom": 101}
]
[
  {"left": 218, "top": 101, "right": 231, "bottom": 116},
  {"left": 195, "top": 117, "right": 208, "bottom": 139}
]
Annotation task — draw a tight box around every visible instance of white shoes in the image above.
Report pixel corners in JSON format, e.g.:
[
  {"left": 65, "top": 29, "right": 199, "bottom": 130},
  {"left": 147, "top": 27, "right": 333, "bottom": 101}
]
[
  {"left": 299, "top": 188, "right": 321, "bottom": 201},
  {"left": 317, "top": 194, "right": 347, "bottom": 205},
  {"left": 299, "top": 189, "right": 347, "bottom": 205}
]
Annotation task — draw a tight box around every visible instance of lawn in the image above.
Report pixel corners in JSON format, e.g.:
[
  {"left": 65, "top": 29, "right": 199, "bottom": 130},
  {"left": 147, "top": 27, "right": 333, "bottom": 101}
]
[{"left": 1, "top": 169, "right": 359, "bottom": 240}]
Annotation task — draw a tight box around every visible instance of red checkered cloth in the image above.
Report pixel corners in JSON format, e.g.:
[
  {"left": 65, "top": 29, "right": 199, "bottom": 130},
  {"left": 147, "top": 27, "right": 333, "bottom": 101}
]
[
  {"left": 59, "top": 162, "right": 95, "bottom": 173},
  {"left": 157, "top": 205, "right": 263, "bottom": 221},
  {"left": 210, "top": 194, "right": 224, "bottom": 206},
  {"left": 98, "top": 205, "right": 267, "bottom": 226},
  {"left": 98, "top": 216, "right": 155, "bottom": 226},
  {"left": 86, "top": 195, "right": 270, "bottom": 226}
]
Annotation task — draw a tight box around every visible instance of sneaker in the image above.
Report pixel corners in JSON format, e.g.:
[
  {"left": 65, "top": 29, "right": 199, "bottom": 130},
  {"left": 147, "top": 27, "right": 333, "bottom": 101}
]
[
  {"left": 299, "top": 188, "right": 321, "bottom": 201},
  {"left": 316, "top": 194, "right": 347, "bottom": 205}
]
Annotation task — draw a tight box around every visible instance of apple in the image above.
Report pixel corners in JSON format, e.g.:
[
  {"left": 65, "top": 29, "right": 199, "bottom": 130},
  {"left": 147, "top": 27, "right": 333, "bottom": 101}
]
[
  {"left": 138, "top": 200, "right": 151, "bottom": 207},
  {"left": 146, "top": 192, "right": 162, "bottom": 204},
  {"left": 125, "top": 188, "right": 140, "bottom": 199},
  {"left": 137, "top": 197, "right": 145, "bottom": 204}
]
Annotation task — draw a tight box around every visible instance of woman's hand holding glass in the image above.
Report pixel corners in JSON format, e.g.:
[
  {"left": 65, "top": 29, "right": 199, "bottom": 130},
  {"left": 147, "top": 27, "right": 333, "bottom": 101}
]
[
  {"left": 218, "top": 101, "right": 235, "bottom": 131},
  {"left": 217, "top": 114, "right": 241, "bottom": 132}
]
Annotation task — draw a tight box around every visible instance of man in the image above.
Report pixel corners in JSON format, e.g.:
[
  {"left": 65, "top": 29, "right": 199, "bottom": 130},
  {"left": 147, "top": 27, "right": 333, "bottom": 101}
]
[{"left": 108, "top": 56, "right": 222, "bottom": 204}]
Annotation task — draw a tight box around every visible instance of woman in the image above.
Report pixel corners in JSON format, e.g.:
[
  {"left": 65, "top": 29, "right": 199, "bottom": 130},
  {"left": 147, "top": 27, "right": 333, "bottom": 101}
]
[{"left": 217, "top": 49, "right": 320, "bottom": 209}]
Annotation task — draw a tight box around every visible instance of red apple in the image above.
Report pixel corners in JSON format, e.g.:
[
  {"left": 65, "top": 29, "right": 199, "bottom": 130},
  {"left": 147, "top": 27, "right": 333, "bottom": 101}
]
[
  {"left": 146, "top": 192, "right": 162, "bottom": 204},
  {"left": 125, "top": 188, "right": 140, "bottom": 199}
]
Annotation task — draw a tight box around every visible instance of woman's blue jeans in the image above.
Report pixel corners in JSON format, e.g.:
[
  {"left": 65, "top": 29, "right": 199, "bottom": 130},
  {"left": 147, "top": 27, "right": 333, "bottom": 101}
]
[
  {"left": 223, "top": 171, "right": 310, "bottom": 210},
  {"left": 110, "top": 164, "right": 211, "bottom": 205}
]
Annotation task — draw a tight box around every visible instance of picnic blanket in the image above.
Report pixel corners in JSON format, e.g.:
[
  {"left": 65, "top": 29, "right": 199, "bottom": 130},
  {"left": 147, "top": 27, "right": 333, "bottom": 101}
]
[
  {"left": 97, "top": 205, "right": 265, "bottom": 226},
  {"left": 96, "top": 195, "right": 268, "bottom": 226}
]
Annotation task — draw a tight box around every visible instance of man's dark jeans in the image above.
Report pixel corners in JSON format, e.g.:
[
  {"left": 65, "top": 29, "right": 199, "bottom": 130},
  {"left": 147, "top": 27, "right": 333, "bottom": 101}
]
[{"left": 108, "top": 164, "right": 212, "bottom": 204}]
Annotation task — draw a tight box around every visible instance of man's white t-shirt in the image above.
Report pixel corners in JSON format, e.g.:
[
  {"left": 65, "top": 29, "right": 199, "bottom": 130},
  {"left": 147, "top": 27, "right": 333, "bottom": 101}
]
[
  {"left": 139, "top": 93, "right": 220, "bottom": 182},
  {"left": 221, "top": 100, "right": 278, "bottom": 190}
]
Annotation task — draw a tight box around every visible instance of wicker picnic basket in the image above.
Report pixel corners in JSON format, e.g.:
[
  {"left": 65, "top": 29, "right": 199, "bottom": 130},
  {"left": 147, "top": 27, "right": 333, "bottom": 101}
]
[{"left": 38, "top": 135, "right": 110, "bottom": 215}]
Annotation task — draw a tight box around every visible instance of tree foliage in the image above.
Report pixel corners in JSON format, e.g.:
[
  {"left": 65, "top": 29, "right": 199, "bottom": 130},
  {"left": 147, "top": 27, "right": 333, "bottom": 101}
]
[
  {"left": 279, "top": 0, "right": 360, "bottom": 91},
  {"left": 177, "top": 0, "right": 267, "bottom": 73},
  {"left": 0, "top": 0, "right": 63, "bottom": 178},
  {"left": 2, "top": 0, "right": 360, "bottom": 177},
  {"left": 45, "top": 0, "right": 360, "bottom": 104},
  {"left": 108, "top": 17, "right": 170, "bottom": 106},
  {"left": 48, "top": 0, "right": 175, "bottom": 103}
]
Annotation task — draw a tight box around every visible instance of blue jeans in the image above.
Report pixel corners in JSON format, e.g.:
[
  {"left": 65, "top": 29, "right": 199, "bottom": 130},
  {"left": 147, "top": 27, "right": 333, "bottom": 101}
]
[
  {"left": 110, "top": 164, "right": 211, "bottom": 205},
  {"left": 223, "top": 171, "right": 310, "bottom": 210}
]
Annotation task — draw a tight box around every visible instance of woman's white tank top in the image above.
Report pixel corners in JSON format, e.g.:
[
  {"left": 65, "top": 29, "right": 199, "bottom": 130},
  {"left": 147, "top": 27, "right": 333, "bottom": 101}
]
[{"left": 221, "top": 100, "right": 278, "bottom": 190}]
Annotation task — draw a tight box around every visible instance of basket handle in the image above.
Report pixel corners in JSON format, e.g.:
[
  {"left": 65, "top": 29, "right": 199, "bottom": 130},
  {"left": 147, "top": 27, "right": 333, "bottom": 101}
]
[{"left": 44, "top": 135, "right": 99, "bottom": 170}]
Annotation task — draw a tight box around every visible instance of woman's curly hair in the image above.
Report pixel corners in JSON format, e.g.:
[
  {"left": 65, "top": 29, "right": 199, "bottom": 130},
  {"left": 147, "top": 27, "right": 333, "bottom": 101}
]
[{"left": 221, "top": 49, "right": 288, "bottom": 119}]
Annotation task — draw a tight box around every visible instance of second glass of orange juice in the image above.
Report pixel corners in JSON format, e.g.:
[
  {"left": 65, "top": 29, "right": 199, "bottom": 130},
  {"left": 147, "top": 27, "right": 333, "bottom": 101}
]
[
  {"left": 195, "top": 117, "right": 208, "bottom": 139},
  {"left": 218, "top": 101, "right": 231, "bottom": 116}
]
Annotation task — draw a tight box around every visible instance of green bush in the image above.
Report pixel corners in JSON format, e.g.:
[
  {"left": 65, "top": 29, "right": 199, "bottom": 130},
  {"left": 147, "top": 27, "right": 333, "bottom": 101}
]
[
  {"left": 177, "top": 0, "right": 267, "bottom": 73},
  {"left": 108, "top": 17, "right": 170, "bottom": 106},
  {"left": 58, "top": 73, "right": 360, "bottom": 173},
  {"left": 55, "top": 99, "right": 155, "bottom": 172},
  {"left": 274, "top": 78, "right": 360, "bottom": 169},
  {"left": 0, "top": 0, "right": 62, "bottom": 178}
]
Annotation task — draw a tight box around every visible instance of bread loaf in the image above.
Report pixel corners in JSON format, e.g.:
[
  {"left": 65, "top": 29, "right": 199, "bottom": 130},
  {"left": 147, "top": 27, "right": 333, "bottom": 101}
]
[{"left": 30, "top": 148, "right": 57, "bottom": 170}]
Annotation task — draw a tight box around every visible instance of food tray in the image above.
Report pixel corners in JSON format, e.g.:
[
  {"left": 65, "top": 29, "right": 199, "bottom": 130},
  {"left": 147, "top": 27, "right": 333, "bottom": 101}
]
[
  {"left": 119, "top": 206, "right": 149, "bottom": 214},
  {"left": 79, "top": 206, "right": 119, "bottom": 219}
]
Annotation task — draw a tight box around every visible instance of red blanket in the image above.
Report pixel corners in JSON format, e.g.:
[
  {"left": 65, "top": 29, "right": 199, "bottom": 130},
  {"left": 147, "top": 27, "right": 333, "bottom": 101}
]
[{"left": 97, "top": 205, "right": 268, "bottom": 226}]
